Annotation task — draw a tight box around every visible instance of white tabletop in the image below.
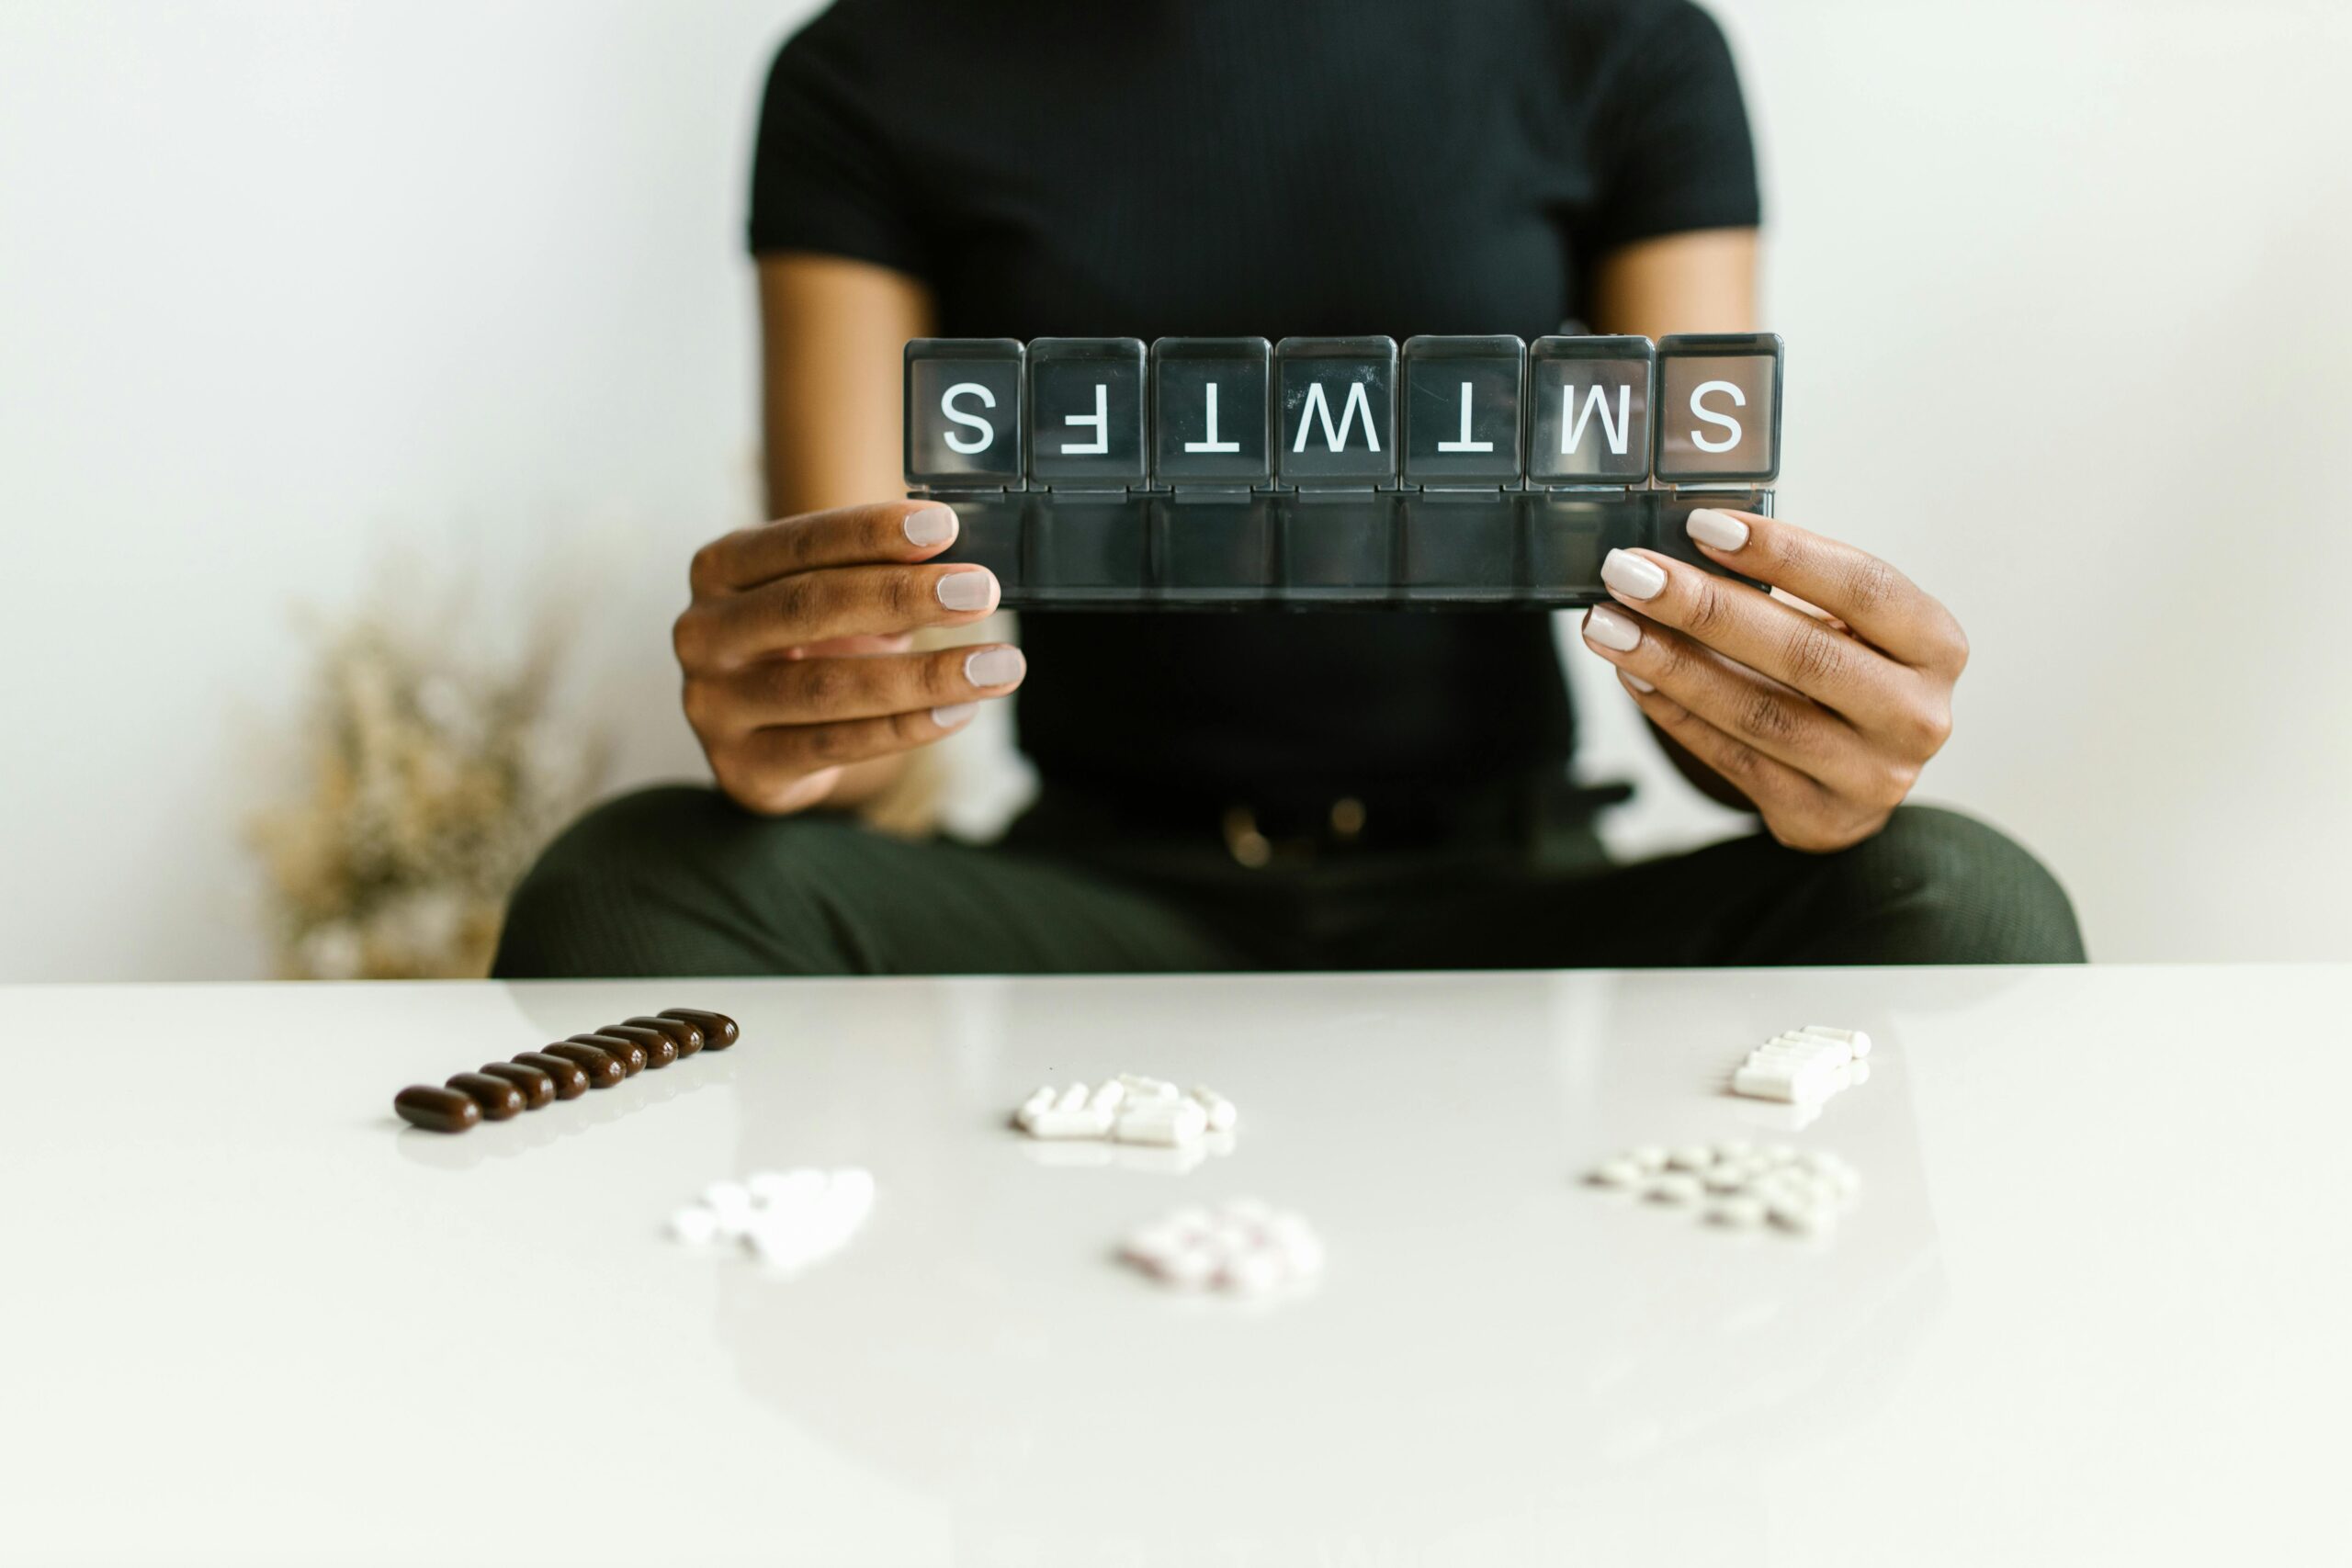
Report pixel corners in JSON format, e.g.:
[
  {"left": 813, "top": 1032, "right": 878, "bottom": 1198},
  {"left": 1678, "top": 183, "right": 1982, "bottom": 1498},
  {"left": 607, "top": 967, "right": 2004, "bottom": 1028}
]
[{"left": 2, "top": 964, "right": 2345, "bottom": 1566}]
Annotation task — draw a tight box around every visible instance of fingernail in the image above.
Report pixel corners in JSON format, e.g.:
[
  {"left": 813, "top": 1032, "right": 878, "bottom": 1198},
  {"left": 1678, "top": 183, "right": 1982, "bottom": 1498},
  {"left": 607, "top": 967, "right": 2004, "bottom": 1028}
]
[
  {"left": 1600, "top": 549, "right": 1668, "bottom": 600},
  {"left": 904, "top": 506, "right": 957, "bottom": 547},
  {"left": 936, "top": 570, "right": 996, "bottom": 613},
  {"left": 1622, "top": 671, "right": 1656, "bottom": 693},
  {"left": 1583, "top": 604, "right": 1642, "bottom": 652},
  {"left": 931, "top": 703, "right": 978, "bottom": 729},
  {"left": 964, "top": 646, "right": 1025, "bottom": 687},
  {"left": 1686, "top": 508, "right": 1749, "bottom": 551}
]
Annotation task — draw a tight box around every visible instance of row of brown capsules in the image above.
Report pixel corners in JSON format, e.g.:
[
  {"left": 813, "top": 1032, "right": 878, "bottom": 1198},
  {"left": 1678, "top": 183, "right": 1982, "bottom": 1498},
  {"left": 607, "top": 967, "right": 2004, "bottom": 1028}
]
[{"left": 393, "top": 1007, "right": 741, "bottom": 1133}]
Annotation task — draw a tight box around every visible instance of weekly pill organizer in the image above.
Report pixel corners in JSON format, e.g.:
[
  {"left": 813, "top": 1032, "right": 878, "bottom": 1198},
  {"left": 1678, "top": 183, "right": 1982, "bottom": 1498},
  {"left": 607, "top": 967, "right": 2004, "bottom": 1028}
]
[{"left": 906, "top": 332, "right": 1782, "bottom": 609}]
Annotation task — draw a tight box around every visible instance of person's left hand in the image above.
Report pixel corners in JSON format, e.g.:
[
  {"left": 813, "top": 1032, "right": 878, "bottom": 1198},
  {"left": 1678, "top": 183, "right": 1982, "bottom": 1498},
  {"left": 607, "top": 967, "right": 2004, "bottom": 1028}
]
[{"left": 1578, "top": 508, "right": 1968, "bottom": 852}]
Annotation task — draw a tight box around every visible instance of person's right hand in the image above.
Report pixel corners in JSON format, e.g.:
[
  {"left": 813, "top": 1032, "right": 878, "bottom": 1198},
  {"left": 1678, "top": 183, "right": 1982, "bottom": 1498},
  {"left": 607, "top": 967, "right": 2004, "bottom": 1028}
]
[{"left": 672, "top": 501, "right": 1022, "bottom": 815}]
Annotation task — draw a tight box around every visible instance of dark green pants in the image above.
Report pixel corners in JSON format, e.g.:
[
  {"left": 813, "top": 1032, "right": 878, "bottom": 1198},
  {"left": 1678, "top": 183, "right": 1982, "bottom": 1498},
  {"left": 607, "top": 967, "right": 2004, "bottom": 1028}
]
[{"left": 492, "top": 784, "right": 2084, "bottom": 977}]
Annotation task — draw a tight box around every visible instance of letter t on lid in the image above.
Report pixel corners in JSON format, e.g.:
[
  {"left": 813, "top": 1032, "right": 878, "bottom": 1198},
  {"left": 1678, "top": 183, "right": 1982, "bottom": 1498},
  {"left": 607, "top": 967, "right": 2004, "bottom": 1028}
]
[
  {"left": 904, "top": 339, "right": 1025, "bottom": 491},
  {"left": 1150, "top": 337, "right": 1272, "bottom": 486}
]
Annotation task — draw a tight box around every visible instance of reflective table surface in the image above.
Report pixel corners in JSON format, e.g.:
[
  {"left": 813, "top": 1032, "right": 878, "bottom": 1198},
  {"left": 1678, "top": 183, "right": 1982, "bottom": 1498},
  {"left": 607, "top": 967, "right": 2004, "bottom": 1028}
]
[{"left": 3, "top": 964, "right": 2343, "bottom": 1565}]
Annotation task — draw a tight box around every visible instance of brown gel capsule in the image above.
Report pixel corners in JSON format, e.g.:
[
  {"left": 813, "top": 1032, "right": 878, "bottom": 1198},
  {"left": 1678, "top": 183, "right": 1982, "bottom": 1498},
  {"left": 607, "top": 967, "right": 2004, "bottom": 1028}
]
[
  {"left": 447, "top": 1072, "right": 526, "bottom": 1121},
  {"left": 541, "top": 1042, "right": 626, "bottom": 1089},
  {"left": 477, "top": 1061, "right": 556, "bottom": 1109},
  {"left": 660, "top": 1008, "right": 738, "bottom": 1049},
  {"left": 624, "top": 1014, "right": 702, "bottom": 1057},
  {"left": 513, "top": 1051, "right": 592, "bottom": 1099},
  {"left": 592, "top": 1024, "right": 677, "bottom": 1070},
  {"left": 568, "top": 1032, "right": 647, "bottom": 1076},
  {"left": 394, "top": 1085, "right": 481, "bottom": 1133}
]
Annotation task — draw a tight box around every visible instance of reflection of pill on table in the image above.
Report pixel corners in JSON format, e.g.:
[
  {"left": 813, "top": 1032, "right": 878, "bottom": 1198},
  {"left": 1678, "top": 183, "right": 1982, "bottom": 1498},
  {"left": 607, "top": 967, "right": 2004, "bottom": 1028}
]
[
  {"left": 445, "top": 1072, "right": 526, "bottom": 1121},
  {"left": 392, "top": 1085, "right": 481, "bottom": 1133},
  {"left": 477, "top": 1062, "right": 556, "bottom": 1109}
]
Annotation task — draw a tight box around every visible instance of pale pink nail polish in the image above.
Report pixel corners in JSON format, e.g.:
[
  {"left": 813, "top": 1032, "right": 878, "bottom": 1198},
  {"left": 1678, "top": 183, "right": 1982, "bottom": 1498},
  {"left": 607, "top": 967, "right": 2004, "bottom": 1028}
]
[
  {"left": 1583, "top": 604, "right": 1642, "bottom": 652},
  {"left": 1600, "top": 549, "right": 1668, "bottom": 600}
]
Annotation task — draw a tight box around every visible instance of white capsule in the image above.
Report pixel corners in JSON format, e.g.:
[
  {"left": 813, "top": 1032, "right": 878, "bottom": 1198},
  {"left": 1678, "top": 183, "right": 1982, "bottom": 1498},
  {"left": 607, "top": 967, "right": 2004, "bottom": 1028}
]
[
  {"left": 1117, "top": 1075, "right": 1181, "bottom": 1102},
  {"left": 1024, "top": 1106, "right": 1114, "bottom": 1139},
  {"left": 1707, "top": 1195, "right": 1767, "bottom": 1229},
  {"left": 1667, "top": 1145, "right": 1715, "bottom": 1171},
  {"left": 669, "top": 1204, "right": 720, "bottom": 1245},
  {"left": 1751, "top": 1041, "right": 1851, "bottom": 1068},
  {"left": 1114, "top": 1098, "right": 1208, "bottom": 1146},
  {"left": 1849, "top": 1060, "right": 1872, "bottom": 1087},
  {"left": 1017, "top": 1086, "right": 1055, "bottom": 1122},
  {"left": 1122, "top": 1224, "right": 1186, "bottom": 1265},
  {"left": 1189, "top": 1085, "right": 1240, "bottom": 1134},
  {"left": 1712, "top": 1138, "right": 1753, "bottom": 1160},
  {"left": 1627, "top": 1145, "right": 1668, "bottom": 1172},
  {"left": 1799, "top": 1025, "right": 1871, "bottom": 1055},
  {"left": 1054, "top": 1082, "right": 1090, "bottom": 1113},
  {"left": 1645, "top": 1172, "right": 1704, "bottom": 1205},
  {"left": 1703, "top": 1164, "right": 1754, "bottom": 1194},
  {"left": 1086, "top": 1080, "right": 1126, "bottom": 1116},
  {"left": 1588, "top": 1159, "right": 1643, "bottom": 1189}
]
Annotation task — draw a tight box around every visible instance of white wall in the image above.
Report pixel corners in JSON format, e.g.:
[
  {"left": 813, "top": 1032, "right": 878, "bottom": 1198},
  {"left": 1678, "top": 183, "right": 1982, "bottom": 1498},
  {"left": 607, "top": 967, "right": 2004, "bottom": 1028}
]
[{"left": 1, "top": 0, "right": 2346, "bottom": 979}]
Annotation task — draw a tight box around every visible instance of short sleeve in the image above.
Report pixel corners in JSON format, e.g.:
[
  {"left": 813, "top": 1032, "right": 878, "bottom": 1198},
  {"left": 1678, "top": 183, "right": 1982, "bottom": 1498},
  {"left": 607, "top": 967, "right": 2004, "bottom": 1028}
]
[
  {"left": 1585, "top": 0, "right": 1761, "bottom": 252},
  {"left": 746, "top": 3, "right": 928, "bottom": 274}
]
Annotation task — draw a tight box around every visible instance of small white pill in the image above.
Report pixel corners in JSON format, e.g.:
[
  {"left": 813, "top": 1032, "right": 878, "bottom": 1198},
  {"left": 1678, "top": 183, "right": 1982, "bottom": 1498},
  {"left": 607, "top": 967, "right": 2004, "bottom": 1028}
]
[
  {"left": 1703, "top": 1165, "right": 1754, "bottom": 1194},
  {"left": 1769, "top": 1199, "right": 1834, "bottom": 1236},
  {"left": 1799, "top": 1025, "right": 1871, "bottom": 1054},
  {"left": 1628, "top": 1145, "right": 1668, "bottom": 1172},
  {"left": 1117, "top": 1075, "right": 1180, "bottom": 1102},
  {"left": 1017, "top": 1086, "right": 1054, "bottom": 1120},
  {"left": 1153, "top": 1244, "right": 1219, "bottom": 1291},
  {"left": 1646, "top": 1173, "right": 1704, "bottom": 1205},
  {"left": 1024, "top": 1107, "right": 1114, "bottom": 1139},
  {"left": 1712, "top": 1138, "right": 1753, "bottom": 1160},
  {"left": 1086, "top": 1080, "right": 1126, "bottom": 1116},
  {"left": 1588, "top": 1159, "right": 1642, "bottom": 1189},
  {"left": 704, "top": 1180, "right": 752, "bottom": 1213},
  {"left": 1668, "top": 1145, "right": 1715, "bottom": 1171},
  {"left": 1849, "top": 1060, "right": 1871, "bottom": 1087},
  {"left": 1054, "top": 1082, "right": 1089, "bottom": 1113},
  {"left": 1707, "top": 1195, "right": 1767, "bottom": 1229},
  {"left": 669, "top": 1205, "right": 720, "bottom": 1245}
]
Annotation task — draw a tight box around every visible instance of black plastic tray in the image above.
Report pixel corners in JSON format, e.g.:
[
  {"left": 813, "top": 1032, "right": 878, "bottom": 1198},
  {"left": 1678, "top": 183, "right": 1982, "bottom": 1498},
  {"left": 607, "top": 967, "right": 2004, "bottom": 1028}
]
[{"left": 933, "top": 488, "right": 1772, "bottom": 610}]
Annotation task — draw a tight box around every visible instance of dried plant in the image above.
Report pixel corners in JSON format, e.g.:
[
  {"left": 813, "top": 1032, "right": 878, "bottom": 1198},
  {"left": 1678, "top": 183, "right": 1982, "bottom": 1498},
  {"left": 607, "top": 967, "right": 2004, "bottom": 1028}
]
[{"left": 249, "top": 583, "right": 610, "bottom": 979}]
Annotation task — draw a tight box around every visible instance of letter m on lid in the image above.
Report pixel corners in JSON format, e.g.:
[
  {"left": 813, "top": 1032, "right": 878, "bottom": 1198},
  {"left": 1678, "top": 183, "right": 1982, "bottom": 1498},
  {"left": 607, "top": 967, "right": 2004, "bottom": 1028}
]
[
  {"left": 904, "top": 339, "right": 1025, "bottom": 491},
  {"left": 1655, "top": 333, "right": 1782, "bottom": 484}
]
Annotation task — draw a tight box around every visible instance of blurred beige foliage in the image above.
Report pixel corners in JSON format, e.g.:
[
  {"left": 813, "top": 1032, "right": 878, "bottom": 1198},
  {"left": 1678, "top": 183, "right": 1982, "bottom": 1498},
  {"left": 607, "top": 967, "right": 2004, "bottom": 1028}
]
[{"left": 249, "top": 591, "right": 610, "bottom": 979}]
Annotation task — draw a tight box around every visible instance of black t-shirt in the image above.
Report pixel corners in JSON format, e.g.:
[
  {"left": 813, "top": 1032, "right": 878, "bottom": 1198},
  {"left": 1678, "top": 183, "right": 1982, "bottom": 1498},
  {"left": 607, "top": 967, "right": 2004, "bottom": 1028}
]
[{"left": 748, "top": 0, "right": 1758, "bottom": 803}]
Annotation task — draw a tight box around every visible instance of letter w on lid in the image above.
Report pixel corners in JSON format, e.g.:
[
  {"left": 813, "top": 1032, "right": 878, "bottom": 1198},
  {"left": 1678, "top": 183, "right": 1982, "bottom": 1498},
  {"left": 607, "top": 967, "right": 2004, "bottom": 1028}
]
[
  {"left": 1275, "top": 337, "right": 1398, "bottom": 487},
  {"left": 904, "top": 339, "right": 1025, "bottom": 491},
  {"left": 1655, "top": 333, "right": 1783, "bottom": 484}
]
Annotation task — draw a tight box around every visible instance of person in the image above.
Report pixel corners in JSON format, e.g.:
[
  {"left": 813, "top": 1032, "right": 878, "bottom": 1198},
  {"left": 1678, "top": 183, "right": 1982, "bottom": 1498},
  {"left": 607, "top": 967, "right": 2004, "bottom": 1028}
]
[{"left": 494, "top": 0, "right": 2083, "bottom": 978}]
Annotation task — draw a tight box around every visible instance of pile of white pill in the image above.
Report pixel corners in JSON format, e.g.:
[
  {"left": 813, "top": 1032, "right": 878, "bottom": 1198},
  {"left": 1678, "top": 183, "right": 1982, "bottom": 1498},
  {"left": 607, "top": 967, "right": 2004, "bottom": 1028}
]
[
  {"left": 1729, "top": 1025, "right": 1873, "bottom": 1108},
  {"left": 1014, "top": 1076, "right": 1239, "bottom": 1147},
  {"left": 669, "top": 1167, "right": 876, "bottom": 1270},
  {"left": 1588, "top": 1142, "right": 1860, "bottom": 1235},
  {"left": 1119, "top": 1198, "right": 1324, "bottom": 1296}
]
